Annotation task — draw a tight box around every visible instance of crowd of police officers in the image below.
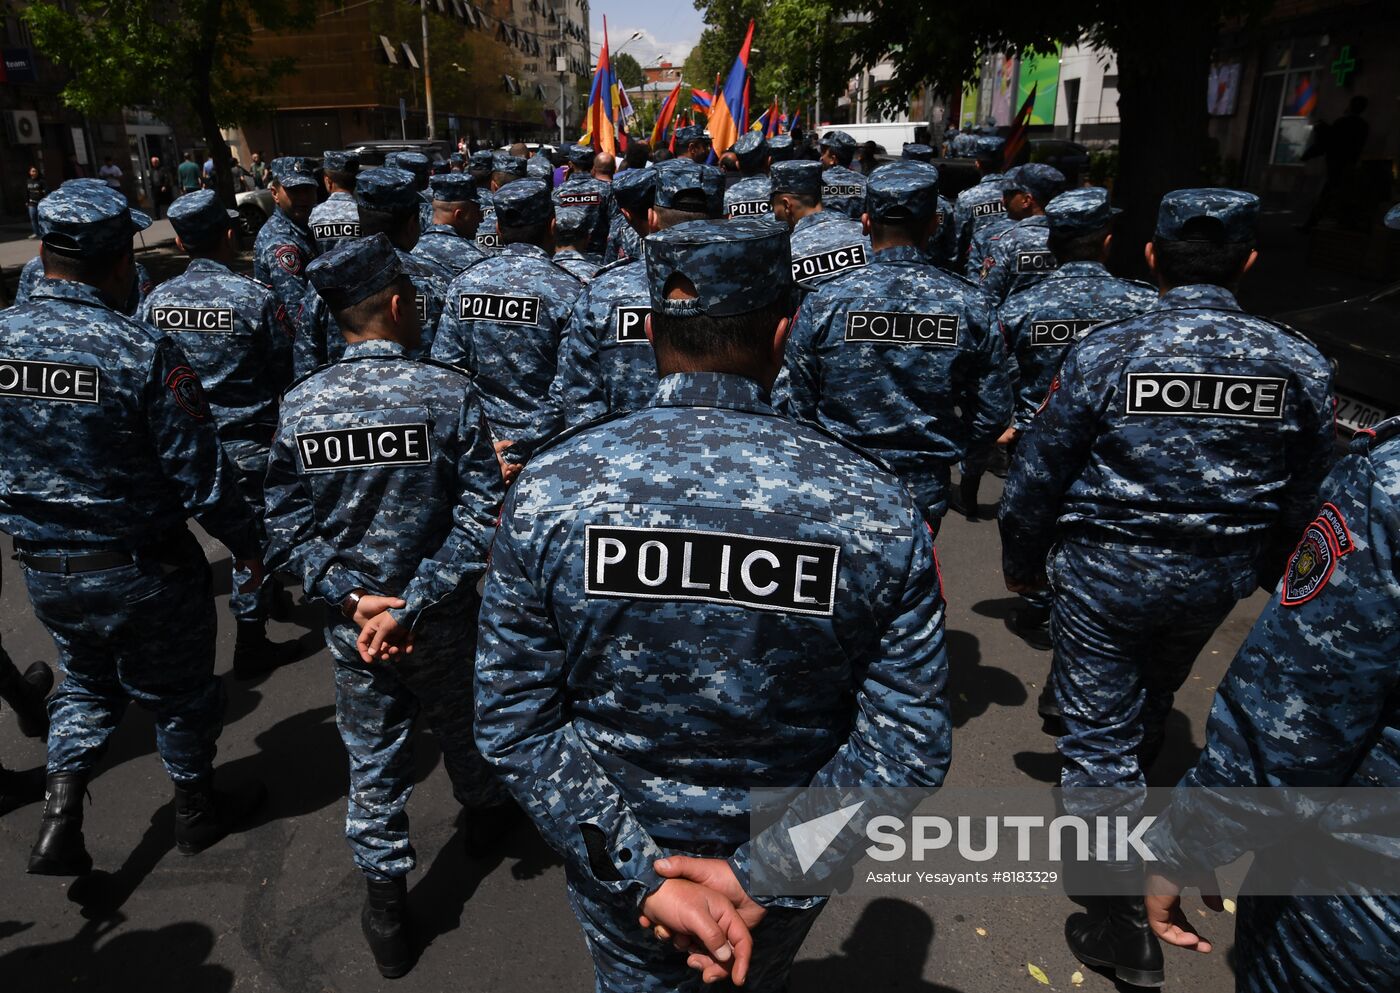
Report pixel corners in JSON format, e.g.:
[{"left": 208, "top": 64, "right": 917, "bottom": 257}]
[{"left": 0, "top": 122, "right": 1396, "bottom": 993}]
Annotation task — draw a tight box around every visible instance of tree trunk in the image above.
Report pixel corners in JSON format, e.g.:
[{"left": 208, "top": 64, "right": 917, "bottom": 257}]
[
  {"left": 1110, "top": 12, "right": 1217, "bottom": 278},
  {"left": 194, "top": 0, "right": 236, "bottom": 207}
]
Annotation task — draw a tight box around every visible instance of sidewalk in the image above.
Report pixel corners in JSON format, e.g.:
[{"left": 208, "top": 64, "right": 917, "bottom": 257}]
[{"left": 0, "top": 218, "right": 178, "bottom": 271}]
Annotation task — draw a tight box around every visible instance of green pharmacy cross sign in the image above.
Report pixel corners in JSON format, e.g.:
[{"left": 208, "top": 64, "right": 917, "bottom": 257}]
[{"left": 1331, "top": 45, "right": 1357, "bottom": 87}]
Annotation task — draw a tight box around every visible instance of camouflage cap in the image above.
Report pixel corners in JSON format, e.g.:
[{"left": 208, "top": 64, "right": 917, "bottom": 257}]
[
  {"left": 270, "top": 156, "right": 318, "bottom": 189},
  {"left": 1156, "top": 188, "right": 1260, "bottom": 243},
  {"left": 654, "top": 159, "right": 723, "bottom": 215},
  {"left": 767, "top": 133, "right": 795, "bottom": 162},
  {"left": 554, "top": 200, "right": 602, "bottom": 241},
  {"left": 385, "top": 151, "right": 430, "bottom": 186},
  {"left": 354, "top": 166, "right": 422, "bottom": 214},
  {"left": 1044, "top": 187, "right": 1120, "bottom": 237},
  {"left": 645, "top": 217, "right": 792, "bottom": 318},
  {"left": 675, "top": 125, "right": 710, "bottom": 146},
  {"left": 1387, "top": 203, "right": 1400, "bottom": 231},
  {"left": 820, "top": 130, "right": 857, "bottom": 153},
  {"left": 305, "top": 232, "right": 404, "bottom": 309},
  {"left": 321, "top": 150, "right": 360, "bottom": 174},
  {"left": 1004, "top": 163, "right": 1067, "bottom": 207},
  {"left": 165, "top": 189, "right": 239, "bottom": 248},
  {"left": 429, "top": 172, "right": 477, "bottom": 204},
  {"left": 769, "top": 159, "right": 823, "bottom": 198},
  {"left": 865, "top": 160, "right": 940, "bottom": 223},
  {"left": 448, "top": 152, "right": 465, "bottom": 166},
  {"left": 527, "top": 154, "right": 555, "bottom": 179},
  {"left": 430, "top": 158, "right": 452, "bottom": 175},
  {"left": 973, "top": 135, "right": 1007, "bottom": 161},
  {"left": 468, "top": 150, "right": 494, "bottom": 172},
  {"left": 731, "top": 131, "right": 769, "bottom": 171},
  {"left": 612, "top": 167, "right": 657, "bottom": 212},
  {"left": 565, "top": 143, "right": 596, "bottom": 169},
  {"left": 493, "top": 178, "right": 553, "bottom": 227},
  {"left": 492, "top": 152, "right": 528, "bottom": 178},
  {"left": 901, "top": 143, "right": 936, "bottom": 162},
  {"left": 38, "top": 180, "right": 153, "bottom": 255}
]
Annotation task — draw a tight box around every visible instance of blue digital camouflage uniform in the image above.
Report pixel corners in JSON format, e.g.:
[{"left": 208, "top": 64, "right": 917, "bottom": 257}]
[
  {"left": 604, "top": 169, "right": 655, "bottom": 263},
  {"left": 555, "top": 172, "right": 615, "bottom": 257},
  {"left": 0, "top": 184, "right": 260, "bottom": 786},
  {"left": 775, "top": 159, "right": 871, "bottom": 293},
  {"left": 412, "top": 172, "right": 487, "bottom": 276},
  {"left": 264, "top": 237, "right": 507, "bottom": 881},
  {"left": 775, "top": 162, "right": 1013, "bottom": 525},
  {"left": 999, "top": 190, "right": 1336, "bottom": 797},
  {"left": 308, "top": 192, "right": 360, "bottom": 255},
  {"left": 431, "top": 179, "right": 584, "bottom": 462},
  {"left": 254, "top": 157, "right": 320, "bottom": 317},
  {"left": 142, "top": 192, "right": 295, "bottom": 624},
  {"left": 547, "top": 257, "right": 651, "bottom": 427},
  {"left": 16, "top": 253, "right": 154, "bottom": 317},
  {"left": 821, "top": 164, "right": 867, "bottom": 220},
  {"left": 475, "top": 219, "right": 952, "bottom": 993},
  {"left": 979, "top": 166, "right": 1068, "bottom": 304},
  {"left": 1146, "top": 418, "right": 1400, "bottom": 993},
  {"left": 553, "top": 248, "right": 603, "bottom": 282},
  {"left": 385, "top": 151, "right": 435, "bottom": 234},
  {"left": 724, "top": 174, "right": 773, "bottom": 220},
  {"left": 897, "top": 147, "right": 957, "bottom": 267},
  {"left": 553, "top": 191, "right": 606, "bottom": 283}
]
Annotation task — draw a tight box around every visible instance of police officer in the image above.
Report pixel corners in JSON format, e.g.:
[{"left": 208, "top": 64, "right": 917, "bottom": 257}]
[
  {"left": 964, "top": 164, "right": 1022, "bottom": 280},
  {"left": 979, "top": 163, "right": 1068, "bottom": 304},
  {"left": 142, "top": 190, "right": 302, "bottom": 677},
  {"left": 818, "top": 130, "right": 867, "bottom": 219},
  {"left": 384, "top": 151, "right": 435, "bottom": 233},
  {"left": 475, "top": 217, "right": 952, "bottom": 993},
  {"left": 901, "top": 144, "right": 958, "bottom": 268},
  {"left": 951, "top": 136, "right": 1008, "bottom": 269},
  {"left": 294, "top": 167, "right": 451, "bottom": 377},
  {"left": 767, "top": 133, "right": 795, "bottom": 164},
  {"left": 552, "top": 200, "right": 605, "bottom": 282},
  {"left": 473, "top": 151, "right": 530, "bottom": 257},
  {"left": 254, "top": 156, "right": 320, "bottom": 317},
  {"left": 1143, "top": 417, "right": 1400, "bottom": 993},
  {"left": 556, "top": 155, "right": 615, "bottom": 258},
  {"left": 527, "top": 151, "right": 555, "bottom": 181},
  {"left": 0, "top": 183, "right": 266, "bottom": 877},
  {"left": 723, "top": 131, "right": 773, "bottom": 220},
  {"left": 414, "top": 171, "right": 486, "bottom": 276},
  {"left": 431, "top": 178, "right": 584, "bottom": 465},
  {"left": 603, "top": 166, "right": 656, "bottom": 263},
  {"left": 775, "top": 160, "right": 1012, "bottom": 528},
  {"left": 675, "top": 124, "right": 712, "bottom": 164},
  {"left": 308, "top": 150, "right": 360, "bottom": 254},
  {"left": 988, "top": 187, "right": 1157, "bottom": 656},
  {"left": 264, "top": 234, "right": 511, "bottom": 979},
  {"left": 550, "top": 159, "right": 724, "bottom": 428},
  {"left": 771, "top": 159, "right": 871, "bottom": 294},
  {"left": 467, "top": 149, "right": 493, "bottom": 187},
  {"left": 997, "top": 190, "right": 1335, "bottom": 985}
]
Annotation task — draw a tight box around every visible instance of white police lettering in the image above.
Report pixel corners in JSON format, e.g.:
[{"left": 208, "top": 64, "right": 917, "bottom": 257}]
[
  {"left": 150, "top": 307, "right": 237, "bottom": 333},
  {"left": 1124, "top": 373, "right": 1288, "bottom": 420},
  {"left": 476, "top": 232, "right": 502, "bottom": 250},
  {"left": 614, "top": 306, "right": 650, "bottom": 343},
  {"left": 1028, "top": 319, "right": 1098, "bottom": 347},
  {"left": 846, "top": 310, "right": 959, "bottom": 346},
  {"left": 557, "top": 191, "right": 602, "bottom": 207},
  {"left": 0, "top": 358, "right": 100, "bottom": 404},
  {"left": 726, "top": 199, "right": 771, "bottom": 218},
  {"left": 791, "top": 244, "right": 868, "bottom": 285},
  {"left": 972, "top": 201, "right": 1006, "bottom": 219},
  {"left": 1015, "top": 250, "right": 1058, "bottom": 274},
  {"left": 312, "top": 222, "right": 359, "bottom": 240},
  {"left": 823, "top": 183, "right": 863, "bottom": 199},
  {"left": 296, "top": 422, "right": 432, "bottom": 472},
  {"left": 586, "top": 525, "right": 840, "bottom": 616},
  {"left": 457, "top": 293, "right": 541, "bottom": 325}
]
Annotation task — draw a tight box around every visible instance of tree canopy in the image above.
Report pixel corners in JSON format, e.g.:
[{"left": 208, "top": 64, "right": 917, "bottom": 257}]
[{"left": 613, "top": 52, "right": 645, "bottom": 91}]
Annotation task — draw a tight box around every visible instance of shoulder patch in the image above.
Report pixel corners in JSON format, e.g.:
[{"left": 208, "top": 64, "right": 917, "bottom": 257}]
[
  {"left": 164, "top": 364, "right": 209, "bottom": 420},
  {"left": 272, "top": 244, "right": 305, "bottom": 274},
  {"left": 1281, "top": 503, "right": 1356, "bottom": 607}
]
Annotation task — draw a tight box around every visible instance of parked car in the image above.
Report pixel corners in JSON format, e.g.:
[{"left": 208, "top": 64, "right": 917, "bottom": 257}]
[
  {"left": 1277, "top": 281, "right": 1400, "bottom": 437},
  {"left": 235, "top": 187, "right": 275, "bottom": 239},
  {"left": 344, "top": 139, "right": 455, "bottom": 167}
]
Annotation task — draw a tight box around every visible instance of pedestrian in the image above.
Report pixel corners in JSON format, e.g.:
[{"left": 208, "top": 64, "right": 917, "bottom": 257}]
[
  {"left": 899, "top": 144, "right": 957, "bottom": 268},
  {"left": 722, "top": 131, "right": 773, "bottom": 220},
  {"left": 178, "top": 151, "right": 202, "bottom": 196},
  {"left": 475, "top": 217, "right": 953, "bottom": 993},
  {"left": 997, "top": 189, "right": 1336, "bottom": 987},
  {"left": 770, "top": 159, "right": 871, "bottom": 294},
  {"left": 1, "top": 182, "right": 267, "bottom": 878},
  {"left": 149, "top": 155, "right": 174, "bottom": 219},
  {"left": 774, "top": 160, "right": 1012, "bottom": 531},
  {"left": 1143, "top": 412, "right": 1400, "bottom": 993},
  {"left": 252, "top": 156, "right": 319, "bottom": 318},
  {"left": 818, "top": 130, "right": 867, "bottom": 219},
  {"left": 413, "top": 171, "right": 487, "bottom": 276},
  {"left": 97, "top": 155, "right": 123, "bottom": 192},
  {"left": 1301, "top": 95, "right": 1370, "bottom": 231},
  {"left": 978, "top": 163, "right": 1068, "bottom": 304},
  {"left": 250, "top": 151, "right": 268, "bottom": 190},
  {"left": 431, "top": 178, "right": 585, "bottom": 467},
  {"left": 951, "top": 136, "right": 1009, "bottom": 268},
  {"left": 307, "top": 150, "right": 361, "bottom": 254},
  {"left": 264, "top": 233, "right": 514, "bottom": 979},
  {"left": 25, "top": 165, "right": 46, "bottom": 239},
  {"left": 602, "top": 164, "right": 655, "bottom": 263},
  {"left": 550, "top": 159, "right": 724, "bottom": 426},
  {"left": 140, "top": 189, "right": 302, "bottom": 678}
]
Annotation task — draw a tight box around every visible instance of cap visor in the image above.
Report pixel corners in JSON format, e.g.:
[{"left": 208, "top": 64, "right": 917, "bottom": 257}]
[{"left": 130, "top": 209, "right": 154, "bottom": 231}]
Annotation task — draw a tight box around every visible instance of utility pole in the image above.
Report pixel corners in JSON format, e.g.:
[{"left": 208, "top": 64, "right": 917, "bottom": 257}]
[{"left": 421, "top": 0, "right": 435, "bottom": 138}]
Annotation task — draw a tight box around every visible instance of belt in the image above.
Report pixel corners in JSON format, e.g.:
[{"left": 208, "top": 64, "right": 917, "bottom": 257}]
[{"left": 16, "top": 549, "right": 133, "bottom": 575}]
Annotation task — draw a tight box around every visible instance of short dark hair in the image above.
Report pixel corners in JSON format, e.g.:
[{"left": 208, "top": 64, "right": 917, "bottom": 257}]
[
  {"left": 650, "top": 292, "right": 787, "bottom": 365},
  {"left": 653, "top": 205, "right": 713, "bottom": 229},
  {"left": 869, "top": 217, "right": 930, "bottom": 243},
  {"left": 827, "top": 145, "right": 854, "bottom": 167},
  {"left": 326, "top": 169, "right": 357, "bottom": 190},
  {"left": 358, "top": 205, "right": 415, "bottom": 240},
  {"left": 625, "top": 141, "right": 650, "bottom": 170},
  {"left": 774, "top": 191, "right": 819, "bottom": 210},
  {"left": 1047, "top": 228, "right": 1109, "bottom": 263},
  {"left": 332, "top": 276, "right": 410, "bottom": 334},
  {"left": 498, "top": 220, "right": 550, "bottom": 246},
  {"left": 42, "top": 243, "right": 132, "bottom": 284},
  {"left": 1153, "top": 236, "right": 1254, "bottom": 289},
  {"left": 492, "top": 171, "right": 522, "bottom": 189}
]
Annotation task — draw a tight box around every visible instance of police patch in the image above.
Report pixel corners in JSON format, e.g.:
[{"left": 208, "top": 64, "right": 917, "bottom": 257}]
[
  {"left": 1015, "top": 250, "right": 1058, "bottom": 274},
  {"left": 1281, "top": 522, "right": 1337, "bottom": 607},
  {"left": 1124, "top": 373, "right": 1287, "bottom": 420},
  {"left": 726, "top": 199, "right": 771, "bottom": 218},
  {"left": 476, "top": 232, "right": 502, "bottom": 250},
  {"left": 457, "top": 293, "right": 540, "bottom": 325},
  {"left": 791, "top": 244, "right": 868, "bottom": 286},
  {"left": 296, "top": 423, "right": 432, "bottom": 472},
  {"left": 164, "top": 365, "right": 208, "bottom": 420},
  {"left": 972, "top": 200, "right": 1006, "bottom": 219},
  {"left": 557, "top": 191, "right": 602, "bottom": 207},
  {"left": 615, "top": 306, "right": 650, "bottom": 343},
  {"left": 273, "top": 244, "right": 304, "bottom": 274},
  {"left": 823, "top": 183, "right": 864, "bottom": 199},
  {"left": 0, "top": 358, "right": 100, "bottom": 404},
  {"left": 150, "top": 306, "right": 237, "bottom": 333},
  {"left": 312, "top": 222, "right": 359, "bottom": 241},
  {"left": 1029, "top": 319, "right": 1098, "bottom": 347},
  {"left": 845, "top": 310, "right": 959, "bottom": 346}
]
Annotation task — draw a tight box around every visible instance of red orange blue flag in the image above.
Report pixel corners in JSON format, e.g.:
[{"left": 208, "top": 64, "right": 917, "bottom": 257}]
[{"left": 707, "top": 18, "right": 755, "bottom": 155}]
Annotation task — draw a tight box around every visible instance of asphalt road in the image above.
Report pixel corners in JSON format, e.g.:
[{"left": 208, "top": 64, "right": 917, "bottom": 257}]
[{"left": 0, "top": 469, "right": 1264, "bottom": 993}]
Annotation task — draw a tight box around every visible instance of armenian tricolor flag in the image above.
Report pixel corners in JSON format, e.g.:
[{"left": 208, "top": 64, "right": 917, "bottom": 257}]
[
  {"left": 582, "top": 17, "right": 619, "bottom": 155},
  {"left": 650, "top": 80, "right": 684, "bottom": 148},
  {"left": 707, "top": 18, "right": 755, "bottom": 155},
  {"left": 691, "top": 89, "right": 713, "bottom": 116},
  {"left": 1286, "top": 76, "right": 1318, "bottom": 117}
]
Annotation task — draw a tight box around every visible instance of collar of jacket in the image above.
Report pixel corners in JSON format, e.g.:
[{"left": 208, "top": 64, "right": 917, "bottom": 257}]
[
  {"left": 500, "top": 242, "right": 549, "bottom": 260},
  {"left": 28, "top": 277, "right": 113, "bottom": 311},
  {"left": 794, "top": 210, "right": 845, "bottom": 234},
  {"left": 1047, "top": 260, "right": 1112, "bottom": 280},
  {"left": 650, "top": 371, "right": 772, "bottom": 413},
  {"left": 873, "top": 245, "right": 926, "bottom": 264},
  {"left": 343, "top": 338, "right": 407, "bottom": 360},
  {"left": 185, "top": 257, "right": 233, "bottom": 277},
  {"left": 1156, "top": 284, "right": 1241, "bottom": 311}
]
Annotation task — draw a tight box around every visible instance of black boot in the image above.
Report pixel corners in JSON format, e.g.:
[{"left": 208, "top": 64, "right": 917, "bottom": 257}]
[
  {"left": 28, "top": 771, "right": 92, "bottom": 876},
  {"left": 362, "top": 876, "right": 414, "bottom": 979},
  {"left": 0, "top": 657, "right": 53, "bottom": 739},
  {"left": 173, "top": 775, "right": 268, "bottom": 855},
  {"left": 232, "top": 621, "right": 302, "bottom": 680},
  {"left": 1010, "top": 603, "right": 1053, "bottom": 652},
  {"left": 462, "top": 801, "right": 526, "bottom": 858},
  {"left": 0, "top": 763, "right": 46, "bottom": 817},
  {"left": 1037, "top": 678, "right": 1064, "bottom": 737},
  {"left": 269, "top": 584, "right": 297, "bottom": 623},
  {"left": 947, "top": 473, "right": 982, "bottom": 522},
  {"left": 1066, "top": 895, "right": 1165, "bottom": 988}
]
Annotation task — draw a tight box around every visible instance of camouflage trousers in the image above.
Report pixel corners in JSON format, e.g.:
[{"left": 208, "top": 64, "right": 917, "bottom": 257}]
[
  {"left": 325, "top": 601, "right": 507, "bottom": 880},
  {"left": 566, "top": 861, "right": 824, "bottom": 993},
  {"left": 1235, "top": 893, "right": 1400, "bottom": 993},
  {"left": 226, "top": 441, "right": 273, "bottom": 625},
  {"left": 22, "top": 529, "right": 222, "bottom": 784}
]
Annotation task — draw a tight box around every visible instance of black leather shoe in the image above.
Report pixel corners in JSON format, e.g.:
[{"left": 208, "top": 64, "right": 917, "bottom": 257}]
[
  {"left": 947, "top": 473, "right": 983, "bottom": 522},
  {"left": 0, "top": 658, "right": 53, "bottom": 739},
  {"left": 174, "top": 775, "right": 267, "bottom": 855},
  {"left": 1066, "top": 896, "right": 1165, "bottom": 988},
  {"left": 1010, "top": 604, "right": 1053, "bottom": 652},
  {"left": 232, "top": 622, "right": 302, "bottom": 680},
  {"left": 463, "top": 801, "right": 526, "bottom": 858},
  {"left": 28, "top": 772, "right": 92, "bottom": 875},
  {"left": 1037, "top": 678, "right": 1065, "bottom": 737},
  {"left": 362, "top": 876, "right": 414, "bottom": 978},
  {"left": 0, "top": 764, "right": 46, "bottom": 817}
]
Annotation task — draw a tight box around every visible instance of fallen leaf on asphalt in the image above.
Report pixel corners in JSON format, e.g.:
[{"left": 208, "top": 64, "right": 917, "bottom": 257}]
[
  {"left": 1223, "top": 898, "right": 1237, "bottom": 914},
  {"left": 1071, "top": 970, "right": 1085, "bottom": 986},
  {"left": 1027, "top": 962, "right": 1050, "bottom": 985},
  {"left": 975, "top": 927, "right": 987, "bottom": 937}
]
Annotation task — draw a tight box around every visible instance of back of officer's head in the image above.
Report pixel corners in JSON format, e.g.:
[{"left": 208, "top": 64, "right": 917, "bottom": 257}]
[
  {"left": 167, "top": 189, "right": 238, "bottom": 262},
  {"left": 863, "top": 161, "right": 940, "bottom": 247},
  {"left": 322, "top": 150, "right": 359, "bottom": 192},
  {"left": 820, "top": 131, "right": 856, "bottom": 168},
  {"left": 650, "top": 160, "right": 723, "bottom": 230},
  {"left": 1150, "top": 189, "right": 1259, "bottom": 291},
  {"left": 307, "top": 233, "right": 419, "bottom": 349},
  {"left": 355, "top": 167, "right": 421, "bottom": 249},
  {"left": 37, "top": 181, "right": 150, "bottom": 304},
  {"left": 645, "top": 219, "right": 793, "bottom": 382},
  {"left": 1045, "top": 187, "right": 1119, "bottom": 263},
  {"left": 494, "top": 179, "right": 554, "bottom": 248}
]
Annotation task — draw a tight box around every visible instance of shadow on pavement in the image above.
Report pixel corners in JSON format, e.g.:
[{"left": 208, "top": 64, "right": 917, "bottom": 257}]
[
  {"left": 968, "top": 596, "right": 1020, "bottom": 623},
  {"left": 790, "top": 898, "right": 967, "bottom": 992},
  {"left": 68, "top": 805, "right": 175, "bottom": 921},
  {"left": 945, "top": 629, "right": 1027, "bottom": 728},
  {"left": 0, "top": 916, "right": 232, "bottom": 993}
]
